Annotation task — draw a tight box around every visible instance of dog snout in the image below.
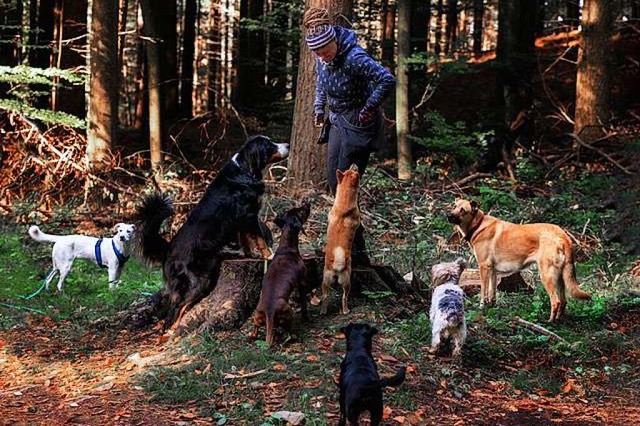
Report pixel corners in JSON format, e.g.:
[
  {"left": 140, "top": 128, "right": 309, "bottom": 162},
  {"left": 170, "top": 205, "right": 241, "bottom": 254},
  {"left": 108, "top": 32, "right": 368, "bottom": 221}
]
[
  {"left": 446, "top": 212, "right": 461, "bottom": 224},
  {"left": 276, "top": 142, "right": 290, "bottom": 159}
]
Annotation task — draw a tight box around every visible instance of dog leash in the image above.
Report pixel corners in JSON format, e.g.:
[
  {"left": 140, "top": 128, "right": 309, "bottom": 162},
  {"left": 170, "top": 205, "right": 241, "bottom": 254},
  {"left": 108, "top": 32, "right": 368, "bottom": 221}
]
[{"left": 19, "top": 269, "right": 54, "bottom": 300}]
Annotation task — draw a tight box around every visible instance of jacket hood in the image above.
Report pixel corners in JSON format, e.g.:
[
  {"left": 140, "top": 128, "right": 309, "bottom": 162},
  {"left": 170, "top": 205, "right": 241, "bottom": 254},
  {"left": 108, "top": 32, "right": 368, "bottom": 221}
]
[{"left": 334, "top": 26, "right": 358, "bottom": 61}]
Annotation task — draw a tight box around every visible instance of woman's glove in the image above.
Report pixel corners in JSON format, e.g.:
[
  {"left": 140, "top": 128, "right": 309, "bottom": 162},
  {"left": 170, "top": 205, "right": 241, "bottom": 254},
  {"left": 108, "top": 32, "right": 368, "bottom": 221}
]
[
  {"left": 314, "top": 113, "right": 324, "bottom": 127},
  {"left": 358, "top": 107, "right": 375, "bottom": 125}
]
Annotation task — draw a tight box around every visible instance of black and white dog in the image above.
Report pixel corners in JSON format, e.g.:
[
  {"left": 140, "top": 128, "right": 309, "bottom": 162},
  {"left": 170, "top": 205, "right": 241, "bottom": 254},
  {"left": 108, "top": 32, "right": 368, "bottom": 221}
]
[
  {"left": 338, "top": 323, "right": 406, "bottom": 426},
  {"left": 136, "top": 135, "right": 289, "bottom": 329},
  {"left": 429, "top": 258, "right": 467, "bottom": 357},
  {"left": 28, "top": 223, "right": 136, "bottom": 291}
]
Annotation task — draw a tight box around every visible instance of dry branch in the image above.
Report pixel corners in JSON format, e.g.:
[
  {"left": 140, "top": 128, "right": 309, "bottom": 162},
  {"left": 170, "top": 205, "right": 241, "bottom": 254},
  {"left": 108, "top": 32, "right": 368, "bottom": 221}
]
[{"left": 513, "top": 316, "right": 568, "bottom": 343}]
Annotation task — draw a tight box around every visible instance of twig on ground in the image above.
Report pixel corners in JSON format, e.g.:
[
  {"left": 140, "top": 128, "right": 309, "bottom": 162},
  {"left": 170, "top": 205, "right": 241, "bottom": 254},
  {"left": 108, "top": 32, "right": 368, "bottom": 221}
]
[
  {"left": 567, "top": 132, "right": 632, "bottom": 175},
  {"left": 513, "top": 316, "right": 568, "bottom": 343},
  {"left": 223, "top": 369, "right": 268, "bottom": 380},
  {"left": 445, "top": 172, "right": 492, "bottom": 190}
]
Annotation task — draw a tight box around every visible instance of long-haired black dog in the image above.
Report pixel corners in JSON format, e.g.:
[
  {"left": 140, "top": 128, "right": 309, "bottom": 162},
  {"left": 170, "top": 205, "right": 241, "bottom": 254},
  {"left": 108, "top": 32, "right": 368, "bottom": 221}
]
[
  {"left": 136, "top": 135, "right": 289, "bottom": 330},
  {"left": 339, "top": 323, "right": 406, "bottom": 426}
]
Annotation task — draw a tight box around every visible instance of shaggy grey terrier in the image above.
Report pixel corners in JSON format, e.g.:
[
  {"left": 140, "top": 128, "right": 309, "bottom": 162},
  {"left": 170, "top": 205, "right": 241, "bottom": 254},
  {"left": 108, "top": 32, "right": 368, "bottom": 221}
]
[{"left": 429, "top": 258, "right": 467, "bottom": 357}]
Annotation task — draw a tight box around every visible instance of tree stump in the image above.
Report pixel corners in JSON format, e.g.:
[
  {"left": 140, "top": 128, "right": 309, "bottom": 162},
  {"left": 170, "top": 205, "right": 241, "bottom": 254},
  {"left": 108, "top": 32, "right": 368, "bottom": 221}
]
[{"left": 165, "top": 255, "right": 417, "bottom": 336}]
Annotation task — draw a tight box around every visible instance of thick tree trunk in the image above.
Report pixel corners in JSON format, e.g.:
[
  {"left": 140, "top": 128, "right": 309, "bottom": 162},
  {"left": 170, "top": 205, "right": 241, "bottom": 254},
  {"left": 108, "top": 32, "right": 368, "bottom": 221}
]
[
  {"left": 435, "top": 0, "right": 443, "bottom": 57},
  {"left": 87, "top": 0, "right": 119, "bottom": 169},
  {"left": 574, "top": 0, "right": 614, "bottom": 143},
  {"left": 287, "top": 0, "right": 352, "bottom": 189},
  {"left": 396, "top": 0, "right": 412, "bottom": 180},
  {"left": 0, "top": 0, "right": 22, "bottom": 65},
  {"left": 140, "top": 0, "right": 163, "bottom": 169}
]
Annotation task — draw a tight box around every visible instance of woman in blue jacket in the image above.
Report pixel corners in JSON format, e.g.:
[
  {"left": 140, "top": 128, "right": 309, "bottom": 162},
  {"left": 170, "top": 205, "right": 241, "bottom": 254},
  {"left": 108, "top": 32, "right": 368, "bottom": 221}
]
[{"left": 304, "top": 7, "right": 396, "bottom": 265}]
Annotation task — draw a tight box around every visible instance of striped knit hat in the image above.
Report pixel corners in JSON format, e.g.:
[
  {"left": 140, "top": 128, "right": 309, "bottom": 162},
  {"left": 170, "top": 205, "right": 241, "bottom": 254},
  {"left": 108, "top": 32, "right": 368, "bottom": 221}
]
[{"left": 305, "top": 24, "right": 336, "bottom": 50}]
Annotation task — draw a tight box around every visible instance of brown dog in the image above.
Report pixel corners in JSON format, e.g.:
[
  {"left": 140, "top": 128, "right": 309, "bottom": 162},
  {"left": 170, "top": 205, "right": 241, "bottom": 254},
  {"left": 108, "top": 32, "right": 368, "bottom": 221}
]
[
  {"left": 321, "top": 164, "right": 361, "bottom": 315},
  {"left": 446, "top": 199, "right": 591, "bottom": 321},
  {"left": 252, "top": 203, "right": 310, "bottom": 345}
]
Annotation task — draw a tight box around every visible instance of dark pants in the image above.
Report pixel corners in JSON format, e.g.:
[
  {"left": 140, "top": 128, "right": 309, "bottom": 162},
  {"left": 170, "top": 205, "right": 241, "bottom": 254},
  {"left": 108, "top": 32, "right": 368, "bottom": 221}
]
[{"left": 326, "top": 109, "right": 380, "bottom": 266}]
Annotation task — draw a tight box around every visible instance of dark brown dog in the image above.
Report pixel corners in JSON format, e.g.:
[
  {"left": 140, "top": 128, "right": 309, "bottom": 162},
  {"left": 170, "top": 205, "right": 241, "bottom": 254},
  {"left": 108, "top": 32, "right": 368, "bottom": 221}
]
[
  {"left": 338, "top": 323, "right": 406, "bottom": 426},
  {"left": 447, "top": 199, "right": 591, "bottom": 321},
  {"left": 252, "top": 203, "right": 311, "bottom": 346},
  {"left": 321, "top": 164, "right": 361, "bottom": 315}
]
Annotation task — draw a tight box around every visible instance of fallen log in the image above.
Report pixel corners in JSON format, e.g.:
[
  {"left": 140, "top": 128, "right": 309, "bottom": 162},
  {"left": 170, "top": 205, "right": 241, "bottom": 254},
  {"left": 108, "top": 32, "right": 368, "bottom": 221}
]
[{"left": 458, "top": 269, "right": 533, "bottom": 295}]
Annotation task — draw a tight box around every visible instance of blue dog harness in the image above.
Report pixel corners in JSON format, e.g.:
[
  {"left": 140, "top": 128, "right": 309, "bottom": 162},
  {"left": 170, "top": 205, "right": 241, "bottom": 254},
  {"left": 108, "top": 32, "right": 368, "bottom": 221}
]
[{"left": 95, "top": 237, "right": 130, "bottom": 268}]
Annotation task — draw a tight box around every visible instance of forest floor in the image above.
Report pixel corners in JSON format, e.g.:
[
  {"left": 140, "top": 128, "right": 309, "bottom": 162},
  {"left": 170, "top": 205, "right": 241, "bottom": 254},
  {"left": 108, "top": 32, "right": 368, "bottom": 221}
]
[{"left": 1, "top": 287, "right": 639, "bottom": 425}]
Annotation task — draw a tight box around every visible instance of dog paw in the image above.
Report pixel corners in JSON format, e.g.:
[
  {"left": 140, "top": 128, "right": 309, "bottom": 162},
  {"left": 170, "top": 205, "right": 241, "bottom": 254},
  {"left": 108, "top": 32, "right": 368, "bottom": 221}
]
[{"left": 428, "top": 346, "right": 438, "bottom": 354}]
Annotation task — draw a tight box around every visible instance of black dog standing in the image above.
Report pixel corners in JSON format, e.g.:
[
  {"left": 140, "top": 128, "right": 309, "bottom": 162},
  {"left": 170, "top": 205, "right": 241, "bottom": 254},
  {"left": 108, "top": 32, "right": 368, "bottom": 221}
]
[
  {"left": 339, "top": 323, "right": 406, "bottom": 426},
  {"left": 136, "top": 135, "right": 289, "bottom": 330}
]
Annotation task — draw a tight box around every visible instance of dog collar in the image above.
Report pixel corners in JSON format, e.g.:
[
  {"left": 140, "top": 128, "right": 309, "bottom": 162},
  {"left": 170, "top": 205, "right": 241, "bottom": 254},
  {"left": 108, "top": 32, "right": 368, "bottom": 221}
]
[
  {"left": 464, "top": 222, "right": 482, "bottom": 242},
  {"left": 231, "top": 153, "right": 241, "bottom": 168},
  {"left": 95, "top": 238, "right": 107, "bottom": 268},
  {"left": 111, "top": 239, "right": 130, "bottom": 264}
]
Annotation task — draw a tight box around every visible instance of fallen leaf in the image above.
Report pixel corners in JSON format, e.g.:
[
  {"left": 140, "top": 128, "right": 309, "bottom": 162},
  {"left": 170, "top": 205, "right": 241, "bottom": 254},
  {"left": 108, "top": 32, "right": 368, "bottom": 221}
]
[
  {"left": 383, "top": 405, "right": 393, "bottom": 419},
  {"left": 273, "top": 364, "right": 287, "bottom": 371},
  {"left": 272, "top": 410, "right": 305, "bottom": 425},
  {"left": 380, "top": 354, "right": 399, "bottom": 363},
  {"left": 306, "top": 354, "right": 319, "bottom": 362},
  {"left": 393, "top": 415, "right": 406, "bottom": 423}
]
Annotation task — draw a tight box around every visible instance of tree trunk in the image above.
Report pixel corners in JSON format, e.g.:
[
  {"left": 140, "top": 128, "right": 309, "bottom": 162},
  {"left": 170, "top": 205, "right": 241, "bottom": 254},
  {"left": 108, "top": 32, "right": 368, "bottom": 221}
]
[
  {"left": 574, "top": 0, "right": 614, "bottom": 143},
  {"left": 87, "top": 0, "right": 119, "bottom": 169},
  {"left": 57, "top": 0, "right": 87, "bottom": 118},
  {"left": 396, "top": 0, "right": 412, "bottom": 180},
  {"left": 380, "top": 0, "right": 395, "bottom": 66},
  {"left": 0, "top": 0, "right": 22, "bottom": 65},
  {"left": 435, "top": 0, "right": 443, "bottom": 57},
  {"left": 287, "top": 0, "right": 352, "bottom": 189},
  {"left": 473, "top": 0, "right": 484, "bottom": 57},
  {"left": 140, "top": 0, "right": 163, "bottom": 169},
  {"left": 180, "top": 0, "right": 197, "bottom": 117},
  {"left": 444, "top": 0, "right": 458, "bottom": 55},
  {"left": 158, "top": 0, "right": 179, "bottom": 133},
  {"left": 482, "top": 0, "right": 537, "bottom": 176},
  {"left": 236, "top": 0, "right": 266, "bottom": 108}
]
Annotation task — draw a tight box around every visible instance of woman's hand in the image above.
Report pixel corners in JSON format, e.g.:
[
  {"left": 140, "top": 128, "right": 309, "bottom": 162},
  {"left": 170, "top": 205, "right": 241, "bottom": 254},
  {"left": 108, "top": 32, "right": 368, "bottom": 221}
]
[
  {"left": 314, "top": 113, "right": 324, "bottom": 127},
  {"left": 358, "top": 107, "right": 375, "bottom": 125}
]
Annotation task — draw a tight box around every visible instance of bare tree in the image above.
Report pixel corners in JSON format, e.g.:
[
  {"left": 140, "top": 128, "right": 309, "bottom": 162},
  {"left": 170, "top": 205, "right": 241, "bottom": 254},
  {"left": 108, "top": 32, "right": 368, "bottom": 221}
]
[
  {"left": 396, "top": 0, "right": 411, "bottom": 180},
  {"left": 574, "top": 0, "right": 615, "bottom": 143},
  {"left": 287, "top": 0, "right": 352, "bottom": 188},
  {"left": 87, "top": 0, "right": 119, "bottom": 169},
  {"left": 140, "top": 0, "right": 162, "bottom": 169}
]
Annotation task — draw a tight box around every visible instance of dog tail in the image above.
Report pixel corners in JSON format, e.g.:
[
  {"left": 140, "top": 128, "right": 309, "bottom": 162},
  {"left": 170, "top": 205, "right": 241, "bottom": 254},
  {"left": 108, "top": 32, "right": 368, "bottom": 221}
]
[
  {"left": 135, "top": 193, "right": 175, "bottom": 266},
  {"left": 562, "top": 251, "right": 591, "bottom": 300},
  {"left": 265, "top": 309, "right": 275, "bottom": 346},
  {"left": 367, "top": 366, "right": 407, "bottom": 389},
  {"left": 28, "top": 225, "right": 61, "bottom": 243}
]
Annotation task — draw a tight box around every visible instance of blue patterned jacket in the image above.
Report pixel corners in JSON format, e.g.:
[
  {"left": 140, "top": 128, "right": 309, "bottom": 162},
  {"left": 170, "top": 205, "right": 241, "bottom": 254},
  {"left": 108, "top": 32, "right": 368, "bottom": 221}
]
[{"left": 313, "top": 27, "right": 396, "bottom": 118}]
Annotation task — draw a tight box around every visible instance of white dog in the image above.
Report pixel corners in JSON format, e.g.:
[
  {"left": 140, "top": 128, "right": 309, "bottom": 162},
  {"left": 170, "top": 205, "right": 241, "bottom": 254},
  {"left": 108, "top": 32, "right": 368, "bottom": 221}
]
[
  {"left": 28, "top": 223, "right": 136, "bottom": 291},
  {"left": 429, "top": 258, "right": 467, "bottom": 357}
]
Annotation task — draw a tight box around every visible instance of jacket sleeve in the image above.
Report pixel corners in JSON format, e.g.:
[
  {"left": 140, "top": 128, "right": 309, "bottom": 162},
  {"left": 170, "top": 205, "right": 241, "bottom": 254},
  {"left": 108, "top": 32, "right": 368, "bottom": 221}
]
[
  {"left": 313, "top": 59, "right": 327, "bottom": 115},
  {"left": 352, "top": 50, "right": 396, "bottom": 110}
]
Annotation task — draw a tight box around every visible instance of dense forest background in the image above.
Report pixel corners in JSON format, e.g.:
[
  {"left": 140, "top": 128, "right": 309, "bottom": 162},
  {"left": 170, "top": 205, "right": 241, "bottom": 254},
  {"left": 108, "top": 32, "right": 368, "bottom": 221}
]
[{"left": 1, "top": 0, "right": 638, "bottom": 186}]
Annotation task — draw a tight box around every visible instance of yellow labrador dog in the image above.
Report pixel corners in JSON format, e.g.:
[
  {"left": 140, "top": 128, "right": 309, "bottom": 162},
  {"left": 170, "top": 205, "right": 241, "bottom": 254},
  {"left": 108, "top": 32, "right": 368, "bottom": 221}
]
[{"left": 446, "top": 199, "right": 591, "bottom": 321}]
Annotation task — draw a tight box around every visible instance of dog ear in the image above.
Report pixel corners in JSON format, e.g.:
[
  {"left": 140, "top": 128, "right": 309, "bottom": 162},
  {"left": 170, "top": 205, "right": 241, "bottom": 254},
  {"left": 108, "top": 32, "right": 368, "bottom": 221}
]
[
  {"left": 336, "top": 170, "right": 344, "bottom": 184},
  {"left": 340, "top": 324, "right": 352, "bottom": 337},
  {"left": 455, "top": 257, "right": 466, "bottom": 270},
  {"left": 470, "top": 200, "right": 479, "bottom": 214},
  {"left": 113, "top": 223, "right": 124, "bottom": 232},
  {"left": 274, "top": 214, "right": 286, "bottom": 229}
]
